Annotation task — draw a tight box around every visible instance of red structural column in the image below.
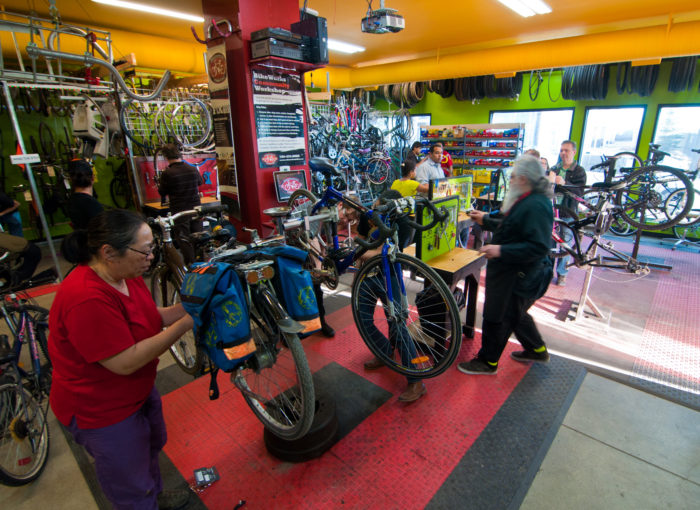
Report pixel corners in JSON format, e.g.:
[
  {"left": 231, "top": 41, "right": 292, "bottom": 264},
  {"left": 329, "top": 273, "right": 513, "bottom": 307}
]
[{"left": 201, "top": 0, "right": 312, "bottom": 239}]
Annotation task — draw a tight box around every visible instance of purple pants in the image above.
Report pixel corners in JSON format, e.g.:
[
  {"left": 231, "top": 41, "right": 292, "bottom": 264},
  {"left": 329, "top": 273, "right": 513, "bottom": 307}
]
[{"left": 66, "top": 387, "right": 167, "bottom": 510}]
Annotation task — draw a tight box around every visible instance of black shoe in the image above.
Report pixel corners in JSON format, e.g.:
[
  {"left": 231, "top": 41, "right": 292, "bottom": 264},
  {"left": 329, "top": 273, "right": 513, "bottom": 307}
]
[
  {"left": 457, "top": 358, "right": 498, "bottom": 375},
  {"left": 157, "top": 489, "right": 190, "bottom": 510},
  {"left": 320, "top": 321, "right": 335, "bottom": 338},
  {"left": 510, "top": 349, "right": 550, "bottom": 363}
]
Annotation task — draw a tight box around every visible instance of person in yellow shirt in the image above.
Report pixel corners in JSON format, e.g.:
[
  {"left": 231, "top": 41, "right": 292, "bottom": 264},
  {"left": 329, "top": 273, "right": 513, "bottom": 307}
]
[{"left": 390, "top": 160, "right": 429, "bottom": 197}]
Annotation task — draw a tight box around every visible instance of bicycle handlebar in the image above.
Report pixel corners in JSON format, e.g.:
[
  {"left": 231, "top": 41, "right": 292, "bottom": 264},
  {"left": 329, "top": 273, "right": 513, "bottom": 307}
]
[
  {"left": 148, "top": 204, "right": 228, "bottom": 229},
  {"left": 208, "top": 235, "right": 285, "bottom": 262},
  {"left": 354, "top": 196, "right": 449, "bottom": 250}
]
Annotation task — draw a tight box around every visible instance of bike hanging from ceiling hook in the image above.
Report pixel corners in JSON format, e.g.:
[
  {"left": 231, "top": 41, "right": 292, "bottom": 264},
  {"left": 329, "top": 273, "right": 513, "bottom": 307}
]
[{"left": 191, "top": 18, "right": 240, "bottom": 45}]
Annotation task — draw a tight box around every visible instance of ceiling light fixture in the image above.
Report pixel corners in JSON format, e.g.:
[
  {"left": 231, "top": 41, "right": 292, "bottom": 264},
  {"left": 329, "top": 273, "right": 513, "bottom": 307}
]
[
  {"left": 327, "top": 39, "right": 365, "bottom": 54},
  {"left": 91, "top": 0, "right": 204, "bottom": 23},
  {"left": 496, "top": 0, "right": 552, "bottom": 18}
]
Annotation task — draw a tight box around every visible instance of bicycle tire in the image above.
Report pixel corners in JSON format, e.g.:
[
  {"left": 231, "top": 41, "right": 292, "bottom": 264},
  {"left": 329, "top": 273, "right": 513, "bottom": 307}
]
[
  {"left": 0, "top": 383, "right": 50, "bottom": 486},
  {"left": 664, "top": 188, "right": 700, "bottom": 228},
  {"left": 365, "top": 158, "right": 390, "bottom": 185},
  {"left": 528, "top": 70, "right": 542, "bottom": 101},
  {"left": 608, "top": 216, "right": 638, "bottom": 237},
  {"left": 109, "top": 173, "right": 132, "bottom": 209},
  {"left": 551, "top": 205, "right": 579, "bottom": 259},
  {"left": 615, "top": 166, "right": 694, "bottom": 230},
  {"left": 611, "top": 151, "right": 643, "bottom": 174},
  {"left": 232, "top": 284, "right": 315, "bottom": 439},
  {"left": 547, "top": 68, "right": 561, "bottom": 102},
  {"left": 150, "top": 268, "right": 204, "bottom": 375},
  {"left": 351, "top": 252, "right": 461, "bottom": 379}
]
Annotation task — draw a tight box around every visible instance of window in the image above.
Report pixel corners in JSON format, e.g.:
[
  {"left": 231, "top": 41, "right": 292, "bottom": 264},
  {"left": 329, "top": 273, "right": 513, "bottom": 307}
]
[
  {"left": 490, "top": 109, "right": 574, "bottom": 168},
  {"left": 652, "top": 105, "right": 700, "bottom": 178},
  {"left": 580, "top": 107, "right": 645, "bottom": 178}
]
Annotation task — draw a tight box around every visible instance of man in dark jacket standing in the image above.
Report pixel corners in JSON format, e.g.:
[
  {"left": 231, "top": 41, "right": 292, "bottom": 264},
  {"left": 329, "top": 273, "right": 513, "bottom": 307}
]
[
  {"left": 458, "top": 155, "right": 554, "bottom": 375},
  {"left": 158, "top": 144, "right": 203, "bottom": 264},
  {"left": 549, "top": 140, "right": 586, "bottom": 286}
]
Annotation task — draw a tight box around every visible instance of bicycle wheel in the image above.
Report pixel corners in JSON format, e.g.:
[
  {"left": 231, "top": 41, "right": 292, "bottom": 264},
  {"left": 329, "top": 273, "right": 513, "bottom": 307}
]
[
  {"left": 615, "top": 166, "right": 694, "bottom": 230},
  {"left": 665, "top": 188, "right": 700, "bottom": 229},
  {"left": 608, "top": 214, "right": 638, "bottom": 237},
  {"left": 109, "top": 174, "right": 132, "bottom": 209},
  {"left": 150, "top": 268, "right": 203, "bottom": 375},
  {"left": 0, "top": 383, "right": 50, "bottom": 486},
  {"left": 366, "top": 158, "right": 390, "bottom": 185},
  {"left": 351, "top": 252, "right": 461, "bottom": 379},
  {"left": 611, "top": 151, "right": 643, "bottom": 175},
  {"left": 232, "top": 285, "right": 314, "bottom": 439},
  {"left": 551, "top": 205, "right": 578, "bottom": 259}
]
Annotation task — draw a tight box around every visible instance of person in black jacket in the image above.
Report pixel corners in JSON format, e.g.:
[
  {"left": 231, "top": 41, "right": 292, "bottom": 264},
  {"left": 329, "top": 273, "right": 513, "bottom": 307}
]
[
  {"left": 157, "top": 144, "right": 203, "bottom": 264},
  {"left": 549, "top": 140, "right": 586, "bottom": 286},
  {"left": 458, "top": 155, "right": 554, "bottom": 375},
  {"left": 66, "top": 159, "right": 104, "bottom": 230}
]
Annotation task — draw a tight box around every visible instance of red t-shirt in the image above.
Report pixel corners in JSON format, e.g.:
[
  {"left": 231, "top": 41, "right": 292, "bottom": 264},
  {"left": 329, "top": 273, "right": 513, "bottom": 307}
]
[
  {"left": 441, "top": 152, "right": 453, "bottom": 177},
  {"left": 49, "top": 265, "right": 163, "bottom": 429}
]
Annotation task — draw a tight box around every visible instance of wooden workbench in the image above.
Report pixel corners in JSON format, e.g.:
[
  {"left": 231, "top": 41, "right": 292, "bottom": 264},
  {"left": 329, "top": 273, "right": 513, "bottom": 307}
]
[
  {"left": 142, "top": 196, "right": 220, "bottom": 216},
  {"left": 404, "top": 245, "right": 486, "bottom": 338}
]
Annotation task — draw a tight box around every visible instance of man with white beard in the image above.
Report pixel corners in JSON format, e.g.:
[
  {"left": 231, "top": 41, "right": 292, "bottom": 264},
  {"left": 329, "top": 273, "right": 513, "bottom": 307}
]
[{"left": 458, "top": 155, "right": 554, "bottom": 375}]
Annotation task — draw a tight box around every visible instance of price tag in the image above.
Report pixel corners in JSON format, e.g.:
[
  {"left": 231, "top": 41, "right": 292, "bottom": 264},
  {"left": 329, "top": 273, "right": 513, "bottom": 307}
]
[
  {"left": 10, "top": 154, "right": 41, "bottom": 165},
  {"left": 47, "top": 165, "right": 55, "bottom": 177},
  {"left": 24, "top": 191, "right": 33, "bottom": 202}
]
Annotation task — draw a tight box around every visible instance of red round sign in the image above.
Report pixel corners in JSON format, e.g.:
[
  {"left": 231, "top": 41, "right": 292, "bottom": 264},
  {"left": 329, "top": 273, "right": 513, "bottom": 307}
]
[
  {"left": 208, "top": 53, "right": 227, "bottom": 84},
  {"left": 280, "top": 177, "right": 302, "bottom": 193},
  {"left": 262, "top": 153, "right": 278, "bottom": 165}
]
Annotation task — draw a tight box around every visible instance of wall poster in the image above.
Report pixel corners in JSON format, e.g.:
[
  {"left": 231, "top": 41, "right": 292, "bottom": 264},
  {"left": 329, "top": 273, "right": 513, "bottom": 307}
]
[
  {"left": 207, "top": 42, "right": 241, "bottom": 219},
  {"left": 252, "top": 69, "right": 306, "bottom": 168}
]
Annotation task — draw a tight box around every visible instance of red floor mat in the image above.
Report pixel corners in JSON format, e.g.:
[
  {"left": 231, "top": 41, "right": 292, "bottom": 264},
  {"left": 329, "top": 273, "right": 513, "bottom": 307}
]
[{"left": 161, "top": 313, "right": 531, "bottom": 509}]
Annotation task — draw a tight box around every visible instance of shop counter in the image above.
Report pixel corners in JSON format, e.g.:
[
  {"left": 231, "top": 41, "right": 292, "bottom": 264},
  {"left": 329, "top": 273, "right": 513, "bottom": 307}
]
[
  {"left": 142, "top": 196, "right": 220, "bottom": 216},
  {"left": 404, "top": 245, "right": 486, "bottom": 338}
]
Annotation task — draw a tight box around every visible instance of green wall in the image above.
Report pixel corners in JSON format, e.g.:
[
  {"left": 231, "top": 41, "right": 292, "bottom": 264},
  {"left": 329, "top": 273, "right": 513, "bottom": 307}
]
[{"left": 407, "top": 61, "right": 700, "bottom": 162}]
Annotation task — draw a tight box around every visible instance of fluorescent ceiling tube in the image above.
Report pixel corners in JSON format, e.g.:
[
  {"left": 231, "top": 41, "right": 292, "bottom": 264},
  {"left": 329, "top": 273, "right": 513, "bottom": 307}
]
[
  {"left": 327, "top": 39, "right": 365, "bottom": 54},
  {"left": 496, "top": 0, "right": 552, "bottom": 18},
  {"left": 91, "top": 0, "right": 205, "bottom": 22}
]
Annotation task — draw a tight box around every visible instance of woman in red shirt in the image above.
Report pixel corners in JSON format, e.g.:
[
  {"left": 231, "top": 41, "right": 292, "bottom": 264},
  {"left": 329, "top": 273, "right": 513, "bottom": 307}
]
[{"left": 50, "top": 209, "right": 193, "bottom": 510}]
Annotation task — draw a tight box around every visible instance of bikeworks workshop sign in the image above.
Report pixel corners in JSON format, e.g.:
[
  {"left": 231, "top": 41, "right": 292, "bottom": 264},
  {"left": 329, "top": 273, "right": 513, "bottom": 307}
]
[
  {"left": 251, "top": 70, "right": 305, "bottom": 168},
  {"left": 207, "top": 42, "right": 241, "bottom": 219}
]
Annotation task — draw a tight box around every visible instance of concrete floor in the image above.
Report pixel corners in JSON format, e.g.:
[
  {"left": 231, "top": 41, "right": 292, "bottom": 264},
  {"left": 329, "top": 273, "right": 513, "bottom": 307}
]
[{"left": 1, "top": 235, "right": 698, "bottom": 509}]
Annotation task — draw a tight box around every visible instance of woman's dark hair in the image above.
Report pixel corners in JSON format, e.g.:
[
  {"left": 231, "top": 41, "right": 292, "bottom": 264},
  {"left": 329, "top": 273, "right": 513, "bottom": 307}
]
[
  {"left": 411, "top": 141, "right": 422, "bottom": 150},
  {"left": 401, "top": 159, "right": 416, "bottom": 177},
  {"left": 68, "top": 159, "right": 94, "bottom": 188},
  {"left": 62, "top": 209, "right": 146, "bottom": 264},
  {"left": 162, "top": 143, "right": 181, "bottom": 160}
]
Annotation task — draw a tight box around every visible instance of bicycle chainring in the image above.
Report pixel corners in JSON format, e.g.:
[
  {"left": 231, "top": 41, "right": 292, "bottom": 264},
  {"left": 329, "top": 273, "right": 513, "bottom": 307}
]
[{"left": 321, "top": 258, "right": 339, "bottom": 289}]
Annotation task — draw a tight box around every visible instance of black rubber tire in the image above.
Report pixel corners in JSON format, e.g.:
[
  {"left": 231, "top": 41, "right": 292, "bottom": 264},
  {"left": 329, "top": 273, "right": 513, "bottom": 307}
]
[
  {"left": 263, "top": 392, "right": 338, "bottom": 461},
  {"left": 232, "top": 286, "right": 315, "bottom": 440},
  {"left": 366, "top": 158, "right": 389, "bottom": 185},
  {"left": 109, "top": 175, "right": 132, "bottom": 209},
  {"left": 610, "top": 152, "right": 643, "bottom": 175},
  {"left": 0, "top": 383, "right": 50, "bottom": 486},
  {"left": 615, "top": 166, "right": 694, "bottom": 230},
  {"left": 351, "top": 252, "right": 461, "bottom": 379},
  {"left": 150, "top": 268, "right": 203, "bottom": 375},
  {"left": 551, "top": 205, "right": 579, "bottom": 259}
]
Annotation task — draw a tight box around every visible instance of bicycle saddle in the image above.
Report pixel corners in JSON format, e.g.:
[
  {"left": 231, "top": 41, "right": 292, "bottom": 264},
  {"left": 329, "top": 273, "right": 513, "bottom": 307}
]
[
  {"left": 589, "top": 180, "right": 628, "bottom": 191},
  {"left": 309, "top": 157, "right": 341, "bottom": 177}
]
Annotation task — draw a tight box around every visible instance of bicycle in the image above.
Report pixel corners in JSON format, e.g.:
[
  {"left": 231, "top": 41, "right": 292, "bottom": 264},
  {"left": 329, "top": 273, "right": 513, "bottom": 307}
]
[
  {"left": 203, "top": 233, "right": 315, "bottom": 440},
  {"left": 285, "top": 158, "right": 462, "bottom": 379},
  {"left": 149, "top": 204, "right": 233, "bottom": 375},
  {"left": 0, "top": 291, "right": 51, "bottom": 486}
]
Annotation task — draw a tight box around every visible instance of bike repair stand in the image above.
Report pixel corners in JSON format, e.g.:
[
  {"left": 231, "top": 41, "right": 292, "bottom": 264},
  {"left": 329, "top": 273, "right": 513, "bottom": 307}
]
[
  {"left": 571, "top": 245, "right": 610, "bottom": 327},
  {"left": 606, "top": 207, "right": 672, "bottom": 271}
]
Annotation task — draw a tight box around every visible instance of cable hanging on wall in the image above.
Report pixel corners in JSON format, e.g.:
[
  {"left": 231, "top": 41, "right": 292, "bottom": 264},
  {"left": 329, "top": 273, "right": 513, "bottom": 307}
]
[
  {"left": 667, "top": 56, "right": 697, "bottom": 93},
  {"left": 561, "top": 65, "right": 609, "bottom": 100}
]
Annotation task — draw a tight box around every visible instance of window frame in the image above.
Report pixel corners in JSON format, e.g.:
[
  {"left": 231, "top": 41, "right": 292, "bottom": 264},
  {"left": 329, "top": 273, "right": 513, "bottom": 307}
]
[
  {"left": 650, "top": 102, "right": 700, "bottom": 169},
  {"left": 579, "top": 104, "right": 647, "bottom": 166}
]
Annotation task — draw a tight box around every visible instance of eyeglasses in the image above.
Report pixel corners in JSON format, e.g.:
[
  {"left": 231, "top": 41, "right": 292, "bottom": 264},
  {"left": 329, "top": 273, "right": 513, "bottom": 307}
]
[{"left": 127, "top": 245, "right": 155, "bottom": 257}]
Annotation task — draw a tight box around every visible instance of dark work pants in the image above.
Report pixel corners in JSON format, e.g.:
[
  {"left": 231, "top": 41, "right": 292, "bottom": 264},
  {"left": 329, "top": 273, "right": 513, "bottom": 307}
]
[
  {"left": 172, "top": 217, "right": 203, "bottom": 266},
  {"left": 478, "top": 292, "right": 546, "bottom": 364},
  {"left": 66, "top": 388, "right": 166, "bottom": 510},
  {"left": 314, "top": 282, "right": 327, "bottom": 322}
]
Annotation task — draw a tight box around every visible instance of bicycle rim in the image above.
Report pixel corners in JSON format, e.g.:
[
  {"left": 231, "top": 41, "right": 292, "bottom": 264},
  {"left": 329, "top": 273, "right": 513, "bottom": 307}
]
[
  {"left": 351, "top": 253, "right": 461, "bottom": 378},
  {"left": 233, "top": 292, "right": 314, "bottom": 439},
  {"left": 150, "top": 269, "right": 203, "bottom": 375},
  {"left": 0, "top": 384, "right": 50, "bottom": 486},
  {"left": 615, "top": 166, "right": 694, "bottom": 230},
  {"left": 366, "top": 158, "right": 389, "bottom": 185}
]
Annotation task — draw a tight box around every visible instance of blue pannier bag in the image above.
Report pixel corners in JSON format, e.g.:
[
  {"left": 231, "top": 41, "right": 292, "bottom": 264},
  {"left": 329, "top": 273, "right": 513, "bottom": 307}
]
[
  {"left": 258, "top": 245, "right": 318, "bottom": 321},
  {"left": 180, "top": 262, "right": 255, "bottom": 376}
]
